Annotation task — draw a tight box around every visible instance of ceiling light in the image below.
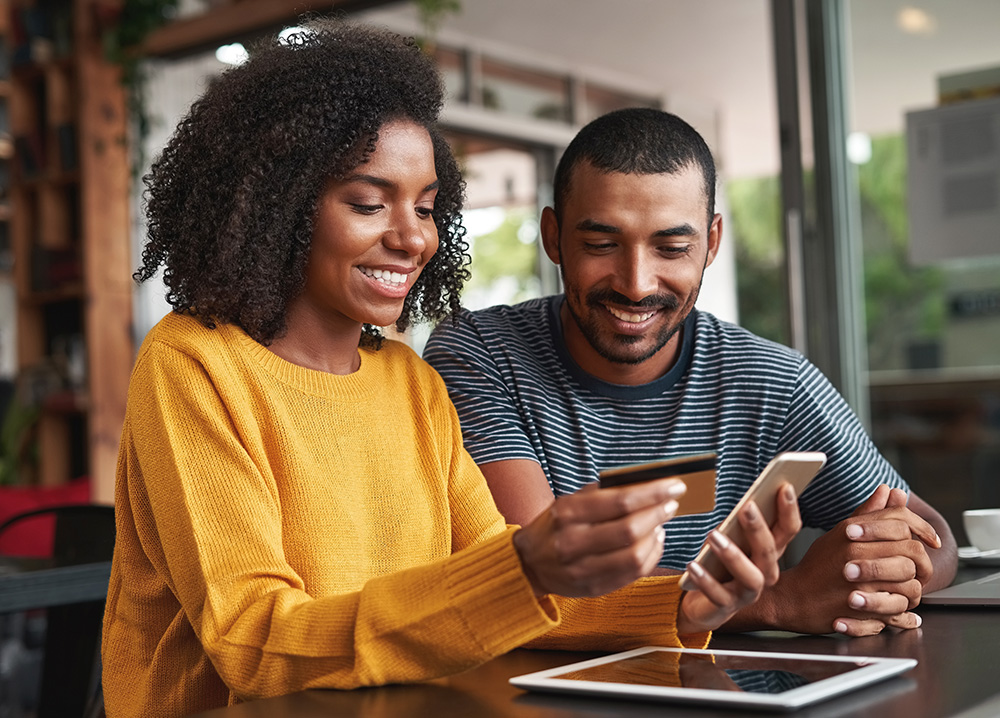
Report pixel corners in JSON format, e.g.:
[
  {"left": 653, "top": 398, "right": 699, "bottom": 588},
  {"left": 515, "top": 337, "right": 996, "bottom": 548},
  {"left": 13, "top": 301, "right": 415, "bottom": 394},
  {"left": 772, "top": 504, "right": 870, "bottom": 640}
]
[
  {"left": 847, "top": 132, "right": 872, "bottom": 165},
  {"left": 897, "top": 7, "right": 937, "bottom": 35},
  {"left": 216, "top": 43, "right": 248, "bottom": 66}
]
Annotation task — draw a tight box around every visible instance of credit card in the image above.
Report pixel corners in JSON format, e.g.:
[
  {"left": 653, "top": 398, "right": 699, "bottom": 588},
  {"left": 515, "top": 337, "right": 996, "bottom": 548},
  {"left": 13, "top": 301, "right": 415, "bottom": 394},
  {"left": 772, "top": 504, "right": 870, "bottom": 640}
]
[{"left": 598, "top": 453, "right": 717, "bottom": 516}]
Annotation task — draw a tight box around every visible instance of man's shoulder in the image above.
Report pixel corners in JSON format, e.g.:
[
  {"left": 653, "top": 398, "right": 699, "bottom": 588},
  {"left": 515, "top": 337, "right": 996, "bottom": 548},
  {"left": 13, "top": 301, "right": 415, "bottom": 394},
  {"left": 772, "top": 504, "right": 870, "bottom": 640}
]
[
  {"left": 430, "top": 296, "right": 555, "bottom": 346},
  {"left": 461, "top": 296, "right": 553, "bottom": 330},
  {"left": 693, "top": 311, "right": 803, "bottom": 364}
]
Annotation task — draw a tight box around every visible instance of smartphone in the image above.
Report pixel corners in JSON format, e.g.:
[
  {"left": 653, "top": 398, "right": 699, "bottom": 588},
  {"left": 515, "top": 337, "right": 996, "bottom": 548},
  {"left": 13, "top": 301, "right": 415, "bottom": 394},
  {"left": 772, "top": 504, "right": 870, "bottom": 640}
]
[
  {"left": 679, "top": 451, "right": 827, "bottom": 591},
  {"left": 598, "top": 453, "right": 717, "bottom": 517}
]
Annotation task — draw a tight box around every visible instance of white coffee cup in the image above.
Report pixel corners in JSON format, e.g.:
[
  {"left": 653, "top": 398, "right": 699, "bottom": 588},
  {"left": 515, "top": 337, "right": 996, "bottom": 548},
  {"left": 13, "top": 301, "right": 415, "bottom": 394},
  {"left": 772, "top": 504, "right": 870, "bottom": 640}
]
[{"left": 963, "top": 509, "right": 1000, "bottom": 551}]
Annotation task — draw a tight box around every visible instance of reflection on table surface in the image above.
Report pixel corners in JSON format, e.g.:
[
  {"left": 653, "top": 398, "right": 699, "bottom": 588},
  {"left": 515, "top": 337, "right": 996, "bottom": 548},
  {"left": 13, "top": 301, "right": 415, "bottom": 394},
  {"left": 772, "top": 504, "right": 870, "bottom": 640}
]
[{"left": 188, "top": 569, "right": 1000, "bottom": 718}]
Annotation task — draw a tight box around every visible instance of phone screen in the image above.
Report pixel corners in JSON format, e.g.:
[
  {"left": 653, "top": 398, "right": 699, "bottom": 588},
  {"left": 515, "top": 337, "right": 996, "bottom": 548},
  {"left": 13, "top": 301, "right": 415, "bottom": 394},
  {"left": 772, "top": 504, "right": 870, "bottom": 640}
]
[{"left": 679, "top": 451, "right": 826, "bottom": 589}]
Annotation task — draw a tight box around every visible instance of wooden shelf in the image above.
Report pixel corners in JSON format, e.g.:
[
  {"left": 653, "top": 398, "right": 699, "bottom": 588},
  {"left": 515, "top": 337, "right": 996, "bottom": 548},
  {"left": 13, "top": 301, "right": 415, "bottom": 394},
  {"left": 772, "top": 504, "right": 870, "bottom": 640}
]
[
  {"left": 7, "top": 0, "right": 134, "bottom": 501},
  {"left": 17, "top": 171, "right": 81, "bottom": 188},
  {"left": 42, "top": 390, "right": 89, "bottom": 414},
  {"left": 10, "top": 55, "right": 74, "bottom": 80},
  {"left": 142, "top": 0, "right": 395, "bottom": 58},
  {"left": 19, "top": 282, "right": 85, "bottom": 305}
]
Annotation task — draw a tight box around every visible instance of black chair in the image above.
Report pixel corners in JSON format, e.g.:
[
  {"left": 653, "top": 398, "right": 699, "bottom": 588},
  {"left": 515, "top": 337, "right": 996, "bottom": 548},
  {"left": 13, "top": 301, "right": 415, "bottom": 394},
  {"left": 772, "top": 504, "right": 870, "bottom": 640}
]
[{"left": 0, "top": 504, "right": 115, "bottom": 718}]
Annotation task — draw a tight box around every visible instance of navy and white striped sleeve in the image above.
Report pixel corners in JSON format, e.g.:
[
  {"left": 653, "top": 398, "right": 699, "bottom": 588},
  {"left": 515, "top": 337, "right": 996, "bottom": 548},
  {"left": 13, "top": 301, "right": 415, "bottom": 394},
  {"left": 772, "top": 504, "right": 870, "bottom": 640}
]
[
  {"left": 424, "top": 313, "right": 540, "bottom": 466},
  {"left": 784, "top": 358, "right": 908, "bottom": 530}
]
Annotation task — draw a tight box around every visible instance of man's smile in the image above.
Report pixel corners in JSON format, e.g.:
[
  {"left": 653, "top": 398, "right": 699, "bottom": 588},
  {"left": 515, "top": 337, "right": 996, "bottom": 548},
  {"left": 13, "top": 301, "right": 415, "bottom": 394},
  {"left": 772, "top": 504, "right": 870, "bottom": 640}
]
[{"left": 605, "top": 305, "right": 657, "bottom": 324}]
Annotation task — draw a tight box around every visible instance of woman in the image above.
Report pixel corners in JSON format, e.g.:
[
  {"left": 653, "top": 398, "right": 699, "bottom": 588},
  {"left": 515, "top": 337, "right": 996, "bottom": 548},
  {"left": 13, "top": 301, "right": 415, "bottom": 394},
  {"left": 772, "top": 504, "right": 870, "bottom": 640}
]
[{"left": 102, "top": 20, "right": 800, "bottom": 718}]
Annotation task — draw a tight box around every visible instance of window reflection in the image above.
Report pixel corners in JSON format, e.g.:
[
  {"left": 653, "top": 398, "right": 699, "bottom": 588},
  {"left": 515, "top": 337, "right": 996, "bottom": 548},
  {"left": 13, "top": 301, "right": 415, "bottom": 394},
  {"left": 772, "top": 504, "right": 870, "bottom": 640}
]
[{"left": 848, "top": 0, "right": 1000, "bottom": 541}]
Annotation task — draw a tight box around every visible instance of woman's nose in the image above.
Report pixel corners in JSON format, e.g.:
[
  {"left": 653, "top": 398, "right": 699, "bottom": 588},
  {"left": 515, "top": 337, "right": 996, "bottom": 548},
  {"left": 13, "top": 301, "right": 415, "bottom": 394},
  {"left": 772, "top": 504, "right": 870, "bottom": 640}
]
[{"left": 385, "top": 210, "right": 436, "bottom": 256}]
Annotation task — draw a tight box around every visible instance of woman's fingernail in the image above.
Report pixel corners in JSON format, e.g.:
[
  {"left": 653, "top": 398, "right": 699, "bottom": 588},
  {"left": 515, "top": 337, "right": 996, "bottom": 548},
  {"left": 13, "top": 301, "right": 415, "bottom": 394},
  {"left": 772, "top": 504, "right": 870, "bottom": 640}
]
[
  {"left": 664, "top": 500, "right": 679, "bottom": 516},
  {"left": 688, "top": 561, "right": 706, "bottom": 577},
  {"left": 744, "top": 501, "right": 761, "bottom": 522},
  {"left": 835, "top": 621, "right": 848, "bottom": 634},
  {"left": 844, "top": 562, "right": 861, "bottom": 580},
  {"left": 933, "top": 531, "right": 942, "bottom": 548},
  {"left": 849, "top": 592, "right": 866, "bottom": 609},
  {"left": 846, "top": 524, "right": 863, "bottom": 539},
  {"left": 783, "top": 484, "right": 797, "bottom": 503},
  {"left": 667, "top": 481, "right": 687, "bottom": 497},
  {"left": 913, "top": 613, "right": 922, "bottom": 628},
  {"left": 710, "top": 530, "right": 732, "bottom": 550}
]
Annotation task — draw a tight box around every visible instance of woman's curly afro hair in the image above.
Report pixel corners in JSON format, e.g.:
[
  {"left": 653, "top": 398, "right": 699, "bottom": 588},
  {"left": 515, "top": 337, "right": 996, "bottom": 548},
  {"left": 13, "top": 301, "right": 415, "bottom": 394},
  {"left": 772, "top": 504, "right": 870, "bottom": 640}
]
[{"left": 135, "top": 19, "right": 469, "bottom": 348}]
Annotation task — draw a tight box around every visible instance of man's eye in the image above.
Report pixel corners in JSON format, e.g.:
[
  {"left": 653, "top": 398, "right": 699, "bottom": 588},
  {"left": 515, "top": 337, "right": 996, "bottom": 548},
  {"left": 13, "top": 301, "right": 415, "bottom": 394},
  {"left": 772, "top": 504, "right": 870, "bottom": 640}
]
[
  {"left": 661, "top": 245, "right": 692, "bottom": 256},
  {"left": 584, "top": 242, "right": 616, "bottom": 251}
]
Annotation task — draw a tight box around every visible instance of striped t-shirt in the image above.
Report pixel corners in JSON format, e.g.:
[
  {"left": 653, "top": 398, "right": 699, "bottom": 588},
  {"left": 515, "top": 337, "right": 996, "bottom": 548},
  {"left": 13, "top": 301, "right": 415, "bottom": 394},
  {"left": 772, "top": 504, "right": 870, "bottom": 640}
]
[{"left": 424, "top": 295, "right": 907, "bottom": 570}]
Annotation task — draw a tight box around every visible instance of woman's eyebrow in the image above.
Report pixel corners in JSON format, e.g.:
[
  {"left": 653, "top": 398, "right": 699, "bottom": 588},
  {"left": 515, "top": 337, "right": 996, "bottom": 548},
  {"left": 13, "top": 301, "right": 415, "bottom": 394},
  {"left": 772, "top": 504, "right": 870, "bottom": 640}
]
[{"left": 342, "top": 174, "right": 440, "bottom": 192}]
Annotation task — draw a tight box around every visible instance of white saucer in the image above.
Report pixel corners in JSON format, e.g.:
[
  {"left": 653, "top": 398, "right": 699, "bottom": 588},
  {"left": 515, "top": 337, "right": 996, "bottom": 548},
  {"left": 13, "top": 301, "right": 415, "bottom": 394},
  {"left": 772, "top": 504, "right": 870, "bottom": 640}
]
[{"left": 958, "top": 546, "right": 1000, "bottom": 566}]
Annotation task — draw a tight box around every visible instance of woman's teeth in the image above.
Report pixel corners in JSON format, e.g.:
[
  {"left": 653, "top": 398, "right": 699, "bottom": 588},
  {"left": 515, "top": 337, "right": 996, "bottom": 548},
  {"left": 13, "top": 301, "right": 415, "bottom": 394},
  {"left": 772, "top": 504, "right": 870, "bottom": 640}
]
[{"left": 360, "top": 267, "right": 406, "bottom": 286}]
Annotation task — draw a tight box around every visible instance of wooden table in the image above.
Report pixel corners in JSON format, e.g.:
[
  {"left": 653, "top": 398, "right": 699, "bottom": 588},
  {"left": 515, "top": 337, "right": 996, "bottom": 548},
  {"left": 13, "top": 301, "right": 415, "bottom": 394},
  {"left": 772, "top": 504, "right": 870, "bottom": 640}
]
[
  {"left": 188, "top": 566, "right": 1000, "bottom": 718},
  {"left": 0, "top": 556, "right": 112, "bottom": 613}
]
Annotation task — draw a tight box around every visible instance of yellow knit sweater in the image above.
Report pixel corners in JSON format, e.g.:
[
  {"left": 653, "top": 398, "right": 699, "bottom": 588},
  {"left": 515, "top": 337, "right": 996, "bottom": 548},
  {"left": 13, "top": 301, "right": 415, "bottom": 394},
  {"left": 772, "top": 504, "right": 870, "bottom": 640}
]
[{"left": 102, "top": 313, "right": 707, "bottom": 717}]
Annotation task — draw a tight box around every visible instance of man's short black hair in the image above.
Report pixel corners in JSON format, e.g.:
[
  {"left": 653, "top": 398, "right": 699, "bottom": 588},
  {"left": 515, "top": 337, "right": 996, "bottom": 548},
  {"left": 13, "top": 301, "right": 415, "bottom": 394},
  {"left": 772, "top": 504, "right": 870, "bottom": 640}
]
[{"left": 553, "top": 107, "right": 717, "bottom": 226}]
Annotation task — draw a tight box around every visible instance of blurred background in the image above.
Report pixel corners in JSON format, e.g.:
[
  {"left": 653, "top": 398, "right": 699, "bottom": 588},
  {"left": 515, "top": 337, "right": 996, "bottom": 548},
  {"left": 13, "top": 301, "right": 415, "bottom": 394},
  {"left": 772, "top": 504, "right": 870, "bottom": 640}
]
[{"left": 0, "top": 0, "right": 998, "bottom": 545}]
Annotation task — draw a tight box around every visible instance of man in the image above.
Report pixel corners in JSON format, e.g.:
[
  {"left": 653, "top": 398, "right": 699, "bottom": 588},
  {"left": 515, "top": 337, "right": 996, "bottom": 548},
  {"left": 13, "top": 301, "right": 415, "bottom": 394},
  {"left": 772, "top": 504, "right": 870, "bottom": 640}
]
[{"left": 424, "top": 108, "right": 956, "bottom": 637}]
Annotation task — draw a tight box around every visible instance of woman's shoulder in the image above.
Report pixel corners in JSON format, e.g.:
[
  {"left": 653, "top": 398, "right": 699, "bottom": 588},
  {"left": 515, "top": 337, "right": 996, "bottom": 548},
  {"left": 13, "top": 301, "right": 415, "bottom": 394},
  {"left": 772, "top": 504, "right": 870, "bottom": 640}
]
[{"left": 137, "top": 312, "right": 241, "bottom": 365}]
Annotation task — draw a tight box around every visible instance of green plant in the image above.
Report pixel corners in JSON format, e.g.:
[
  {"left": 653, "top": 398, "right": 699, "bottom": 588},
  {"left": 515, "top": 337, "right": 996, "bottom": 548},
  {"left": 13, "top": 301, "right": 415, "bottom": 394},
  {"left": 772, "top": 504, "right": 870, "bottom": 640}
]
[
  {"left": 0, "top": 397, "right": 39, "bottom": 486},
  {"left": 857, "top": 134, "right": 946, "bottom": 369},
  {"left": 414, "top": 0, "right": 461, "bottom": 43},
  {"left": 726, "top": 174, "right": 789, "bottom": 345}
]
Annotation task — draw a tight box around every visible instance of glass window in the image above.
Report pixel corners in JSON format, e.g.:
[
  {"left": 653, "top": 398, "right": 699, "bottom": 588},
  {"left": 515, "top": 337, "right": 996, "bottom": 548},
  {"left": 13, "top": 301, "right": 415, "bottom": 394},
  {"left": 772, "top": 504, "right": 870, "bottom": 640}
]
[
  {"left": 846, "top": 0, "right": 1000, "bottom": 541},
  {"left": 429, "top": 45, "right": 466, "bottom": 104},
  {"left": 446, "top": 132, "right": 542, "bottom": 311},
  {"left": 479, "top": 56, "right": 569, "bottom": 122},
  {"left": 582, "top": 83, "right": 660, "bottom": 124}
]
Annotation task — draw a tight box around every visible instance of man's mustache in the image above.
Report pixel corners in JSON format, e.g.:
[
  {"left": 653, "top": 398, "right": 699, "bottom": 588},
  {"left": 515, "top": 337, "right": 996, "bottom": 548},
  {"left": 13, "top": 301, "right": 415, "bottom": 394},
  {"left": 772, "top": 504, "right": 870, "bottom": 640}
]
[{"left": 586, "top": 289, "right": 679, "bottom": 311}]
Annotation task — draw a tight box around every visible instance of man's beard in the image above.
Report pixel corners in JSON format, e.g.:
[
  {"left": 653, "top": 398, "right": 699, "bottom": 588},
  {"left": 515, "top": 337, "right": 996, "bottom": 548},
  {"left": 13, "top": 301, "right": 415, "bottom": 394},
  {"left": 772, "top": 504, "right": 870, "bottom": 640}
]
[{"left": 564, "top": 286, "right": 692, "bottom": 366}]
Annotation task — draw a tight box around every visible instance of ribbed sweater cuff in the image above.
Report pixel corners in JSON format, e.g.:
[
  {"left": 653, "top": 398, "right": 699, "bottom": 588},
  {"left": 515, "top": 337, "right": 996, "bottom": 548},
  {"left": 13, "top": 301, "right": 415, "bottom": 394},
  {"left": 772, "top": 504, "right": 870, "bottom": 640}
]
[
  {"left": 628, "top": 576, "right": 712, "bottom": 649},
  {"left": 446, "top": 528, "right": 558, "bottom": 657}
]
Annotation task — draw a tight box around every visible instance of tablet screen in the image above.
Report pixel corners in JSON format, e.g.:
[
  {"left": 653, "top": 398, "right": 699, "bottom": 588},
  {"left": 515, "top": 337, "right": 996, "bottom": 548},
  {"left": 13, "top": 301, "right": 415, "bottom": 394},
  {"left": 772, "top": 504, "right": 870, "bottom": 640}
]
[
  {"left": 549, "top": 649, "right": 860, "bottom": 694},
  {"left": 511, "top": 646, "right": 917, "bottom": 710}
]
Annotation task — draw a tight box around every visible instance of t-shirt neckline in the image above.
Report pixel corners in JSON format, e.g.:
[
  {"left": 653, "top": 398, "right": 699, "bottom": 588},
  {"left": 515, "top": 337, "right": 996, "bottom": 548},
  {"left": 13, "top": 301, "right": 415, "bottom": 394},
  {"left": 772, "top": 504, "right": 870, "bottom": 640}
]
[{"left": 546, "top": 295, "right": 696, "bottom": 400}]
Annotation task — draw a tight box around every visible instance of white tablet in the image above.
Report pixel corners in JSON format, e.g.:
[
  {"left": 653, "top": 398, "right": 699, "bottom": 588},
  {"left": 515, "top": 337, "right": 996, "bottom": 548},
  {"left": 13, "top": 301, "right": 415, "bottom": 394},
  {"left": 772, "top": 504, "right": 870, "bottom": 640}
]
[{"left": 510, "top": 646, "right": 916, "bottom": 712}]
